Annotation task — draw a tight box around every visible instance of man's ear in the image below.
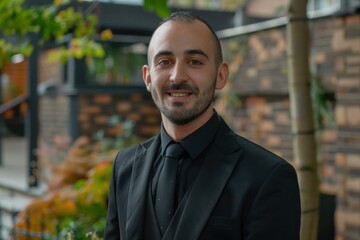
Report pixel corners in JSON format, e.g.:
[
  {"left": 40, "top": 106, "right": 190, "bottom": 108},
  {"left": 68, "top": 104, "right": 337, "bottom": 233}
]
[
  {"left": 215, "top": 62, "right": 228, "bottom": 90},
  {"left": 142, "top": 65, "right": 151, "bottom": 91}
]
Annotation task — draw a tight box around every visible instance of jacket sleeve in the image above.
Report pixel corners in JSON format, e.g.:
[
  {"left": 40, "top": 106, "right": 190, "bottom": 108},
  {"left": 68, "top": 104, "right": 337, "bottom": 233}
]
[
  {"left": 104, "top": 155, "right": 121, "bottom": 240},
  {"left": 244, "top": 162, "right": 301, "bottom": 240}
]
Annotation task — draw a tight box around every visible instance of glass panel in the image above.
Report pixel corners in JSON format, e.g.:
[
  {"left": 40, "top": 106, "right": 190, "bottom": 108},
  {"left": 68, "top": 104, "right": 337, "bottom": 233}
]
[
  {"left": 348, "top": 0, "right": 360, "bottom": 7},
  {"left": 308, "top": 0, "right": 341, "bottom": 12},
  {"left": 85, "top": 42, "right": 147, "bottom": 86}
]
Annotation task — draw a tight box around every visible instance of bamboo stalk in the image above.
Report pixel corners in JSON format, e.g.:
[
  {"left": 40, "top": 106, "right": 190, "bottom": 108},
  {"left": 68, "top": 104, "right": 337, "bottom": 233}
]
[{"left": 286, "top": 1, "right": 319, "bottom": 239}]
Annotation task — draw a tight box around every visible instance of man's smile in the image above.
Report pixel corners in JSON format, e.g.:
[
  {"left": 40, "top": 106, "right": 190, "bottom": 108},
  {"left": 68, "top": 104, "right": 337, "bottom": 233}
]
[{"left": 169, "top": 92, "right": 189, "bottom": 97}]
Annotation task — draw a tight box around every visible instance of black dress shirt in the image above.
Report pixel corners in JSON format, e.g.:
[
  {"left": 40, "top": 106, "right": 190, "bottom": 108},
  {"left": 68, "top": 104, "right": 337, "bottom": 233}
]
[{"left": 151, "top": 111, "right": 221, "bottom": 209}]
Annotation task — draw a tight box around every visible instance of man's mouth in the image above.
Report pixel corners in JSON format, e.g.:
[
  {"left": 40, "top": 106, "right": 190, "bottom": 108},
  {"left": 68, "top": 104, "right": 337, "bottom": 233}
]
[
  {"left": 163, "top": 83, "right": 198, "bottom": 100},
  {"left": 169, "top": 93, "right": 190, "bottom": 97}
]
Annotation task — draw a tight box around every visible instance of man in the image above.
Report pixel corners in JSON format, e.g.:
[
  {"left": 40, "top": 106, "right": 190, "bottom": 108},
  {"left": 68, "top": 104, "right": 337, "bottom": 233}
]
[{"left": 105, "top": 11, "right": 301, "bottom": 240}]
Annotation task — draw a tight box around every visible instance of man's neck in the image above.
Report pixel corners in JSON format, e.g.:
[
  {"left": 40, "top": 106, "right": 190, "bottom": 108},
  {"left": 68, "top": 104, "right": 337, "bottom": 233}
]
[{"left": 162, "top": 108, "right": 214, "bottom": 142}]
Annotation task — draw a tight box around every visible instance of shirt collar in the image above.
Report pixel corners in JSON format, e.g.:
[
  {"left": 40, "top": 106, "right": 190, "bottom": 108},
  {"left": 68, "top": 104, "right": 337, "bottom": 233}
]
[
  {"left": 160, "top": 110, "right": 221, "bottom": 160},
  {"left": 160, "top": 126, "right": 174, "bottom": 157}
]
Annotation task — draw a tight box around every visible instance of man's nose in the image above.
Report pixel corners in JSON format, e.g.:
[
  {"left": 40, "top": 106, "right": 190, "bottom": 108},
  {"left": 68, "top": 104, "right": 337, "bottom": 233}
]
[{"left": 169, "top": 62, "right": 188, "bottom": 83}]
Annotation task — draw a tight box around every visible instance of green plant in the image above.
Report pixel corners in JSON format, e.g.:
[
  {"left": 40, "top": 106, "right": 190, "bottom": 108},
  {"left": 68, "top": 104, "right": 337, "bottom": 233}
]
[
  {"left": 0, "top": 0, "right": 111, "bottom": 69},
  {"left": 143, "top": 0, "right": 170, "bottom": 18},
  {"left": 59, "top": 218, "right": 106, "bottom": 240},
  {"left": 56, "top": 160, "right": 112, "bottom": 240},
  {"left": 87, "top": 43, "right": 147, "bottom": 85},
  {"left": 310, "top": 75, "right": 336, "bottom": 130},
  {"left": 93, "top": 117, "right": 142, "bottom": 154},
  {"left": 17, "top": 118, "right": 142, "bottom": 239}
]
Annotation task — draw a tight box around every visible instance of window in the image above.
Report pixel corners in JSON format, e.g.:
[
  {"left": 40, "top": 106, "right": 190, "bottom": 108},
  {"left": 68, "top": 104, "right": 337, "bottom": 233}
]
[
  {"left": 308, "top": 0, "right": 341, "bottom": 12},
  {"left": 86, "top": 42, "right": 147, "bottom": 86}
]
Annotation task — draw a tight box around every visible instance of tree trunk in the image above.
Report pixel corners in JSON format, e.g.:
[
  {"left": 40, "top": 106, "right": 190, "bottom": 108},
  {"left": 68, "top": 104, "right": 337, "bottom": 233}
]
[{"left": 286, "top": 1, "right": 319, "bottom": 240}]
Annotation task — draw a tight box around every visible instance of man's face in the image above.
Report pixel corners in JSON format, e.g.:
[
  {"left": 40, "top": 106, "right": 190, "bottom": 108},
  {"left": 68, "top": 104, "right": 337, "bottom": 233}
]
[{"left": 143, "top": 20, "right": 227, "bottom": 125}]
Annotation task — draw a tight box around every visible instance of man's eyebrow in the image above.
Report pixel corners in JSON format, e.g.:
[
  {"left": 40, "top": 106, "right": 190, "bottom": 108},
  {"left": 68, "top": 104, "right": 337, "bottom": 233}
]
[
  {"left": 153, "top": 49, "right": 209, "bottom": 60},
  {"left": 185, "top": 49, "right": 209, "bottom": 59},
  {"left": 153, "top": 50, "right": 173, "bottom": 60}
]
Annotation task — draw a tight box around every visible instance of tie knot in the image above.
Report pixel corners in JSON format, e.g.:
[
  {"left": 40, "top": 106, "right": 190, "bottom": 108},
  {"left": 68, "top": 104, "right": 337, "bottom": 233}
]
[{"left": 165, "top": 142, "right": 185, "bottom": 159}]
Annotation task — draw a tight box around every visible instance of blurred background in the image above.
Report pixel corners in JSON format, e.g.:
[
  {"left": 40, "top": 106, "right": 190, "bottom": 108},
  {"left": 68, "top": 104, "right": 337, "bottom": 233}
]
[{"left": 0, "top": 0, "right": 359, "bottom": 239}]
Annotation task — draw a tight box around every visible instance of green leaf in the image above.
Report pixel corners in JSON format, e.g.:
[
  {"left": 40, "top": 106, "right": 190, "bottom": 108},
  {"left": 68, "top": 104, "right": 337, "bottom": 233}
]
[
  {"left": 154, "top": 0, "right": 171, "bottom": 18},
  {"left": 20, "top": 44, "right": 33, "bottom": 57},
  {"left": 143, "top": 0, "right": 154, "bottom": 10},
  {"left": 143, "top": 0, "right": 171, "bottom": 18},
  {"left": 74, "top": 179, "right": 86, "bottom": 190}
]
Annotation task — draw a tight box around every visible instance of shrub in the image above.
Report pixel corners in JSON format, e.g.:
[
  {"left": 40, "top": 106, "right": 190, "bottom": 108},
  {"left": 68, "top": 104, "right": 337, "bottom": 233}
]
[{"left": 15, "top": 120, "right": 142, "bottom": 239}]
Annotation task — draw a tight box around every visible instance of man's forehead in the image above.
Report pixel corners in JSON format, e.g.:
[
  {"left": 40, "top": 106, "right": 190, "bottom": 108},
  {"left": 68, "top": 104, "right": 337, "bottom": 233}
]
[
  {"left": 148, "top": 20, "right": 213, "bottom": 57},
  {"left": 150, "top": 21, "right": 188, "bottom": 45},
  {"left": 152, "top": 19, "right": 208, "bottom": 38}
]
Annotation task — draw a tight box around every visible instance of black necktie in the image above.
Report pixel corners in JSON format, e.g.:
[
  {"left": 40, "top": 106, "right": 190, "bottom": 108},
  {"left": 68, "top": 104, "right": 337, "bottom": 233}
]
[{"left": 155, "top": 142, "right": 185, "bottom": 236}]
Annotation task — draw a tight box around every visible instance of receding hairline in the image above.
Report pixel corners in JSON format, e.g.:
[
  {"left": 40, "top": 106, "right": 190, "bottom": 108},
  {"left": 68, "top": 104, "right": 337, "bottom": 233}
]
[{"left": 147, "top": 12, "right": 223, "bottom": 66}]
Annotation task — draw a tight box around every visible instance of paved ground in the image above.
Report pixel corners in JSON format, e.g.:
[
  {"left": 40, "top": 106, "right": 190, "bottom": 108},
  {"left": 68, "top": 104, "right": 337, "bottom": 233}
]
[
  {"left": 0, "top": 136, "right": 28, "bottom": 191},
  {"left": 0, "top": 136, "right": 30, "bottom": 239},
  {"left": 0, "top": 135, "right": 46, "bottom": 192}
]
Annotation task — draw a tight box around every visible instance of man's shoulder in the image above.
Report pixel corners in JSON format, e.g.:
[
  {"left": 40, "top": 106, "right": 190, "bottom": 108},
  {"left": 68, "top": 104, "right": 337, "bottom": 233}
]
[
  {"left": 140, "top": 135, "right": 158, "bottom": 149},
  {"left": 115, "top": 135, "right": 158, "bottom": 160},
  {"left": 112, "top": 135, "right": 158, "bottom": 173},
  {"left": 234, "top": 133, "right": 295, "bottom": 178},
  {"left": 227, "top": 132, "right": 297, "bottom": 187},
  {"left": 217, "top": 120, "right": 287, "bottom": 166}
]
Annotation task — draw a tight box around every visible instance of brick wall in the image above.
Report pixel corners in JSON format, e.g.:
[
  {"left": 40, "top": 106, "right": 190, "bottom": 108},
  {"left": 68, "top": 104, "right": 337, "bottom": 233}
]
[
  {"left": 216, "top": 95, "right": 294, "bottom": 163},
  {"left": 38, "top": 49, "right": 62, "bottom": 85},
  {"left": 223, "top": 29, "right": 288, "bottom": 95},
  {"left": 38, "top": 48, "right": 68, "bottom": 144},
  {"left": 312, "top": 15, "right": 360, "bottom": 240},
  {"left": 332, "top": 15, "right": 360, "bottom": 240},
  {"left": 39, "top": 95, "right": 70, "bottom": 144},
  {"left": 219, "top": 27, "right": 293, "bottom": 165},
  {"left": 220, "top": 13, "right": 360, "bottom": 239},
  {"left": 2, "top": 60, "right": 28, "bottom": 134},
  {"left": 2, "top": 59, "right": 28, "bottom": 97},
  {"left": 39, "top": 90, "right": 161, "bottom": 145},
  {"left": 77, "top": 92, "right": 161, "bottom": 139}
]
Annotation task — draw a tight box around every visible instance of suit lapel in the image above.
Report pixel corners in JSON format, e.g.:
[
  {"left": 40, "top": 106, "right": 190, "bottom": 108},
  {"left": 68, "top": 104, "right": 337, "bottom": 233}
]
[
  {"left": 165, "top": 121, "right": 243, "bottom": 240},
  {"left": 125, "top": 136, "right": 160, "bottom": 240}
]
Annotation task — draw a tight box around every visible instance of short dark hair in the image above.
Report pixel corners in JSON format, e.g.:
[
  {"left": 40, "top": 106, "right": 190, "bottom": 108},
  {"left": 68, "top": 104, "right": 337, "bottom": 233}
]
[{"left": 159, "top": 11, "right": 223, "bottom": 65}]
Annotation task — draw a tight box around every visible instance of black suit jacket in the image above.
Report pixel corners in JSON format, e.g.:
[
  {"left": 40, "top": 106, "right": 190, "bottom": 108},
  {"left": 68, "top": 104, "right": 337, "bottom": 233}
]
[{"left": 104, "top": 118, "right": 301, "bottom": 240}]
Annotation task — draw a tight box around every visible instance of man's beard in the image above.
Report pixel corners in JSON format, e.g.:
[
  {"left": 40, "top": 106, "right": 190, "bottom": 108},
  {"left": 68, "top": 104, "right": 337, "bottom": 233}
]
[{"left": 151, "top": 80, "right": 216, "bottom": 125}]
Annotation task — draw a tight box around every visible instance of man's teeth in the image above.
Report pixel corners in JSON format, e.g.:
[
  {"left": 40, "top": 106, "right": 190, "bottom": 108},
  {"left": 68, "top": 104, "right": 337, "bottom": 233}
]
[{"left": 171, "top": 93, "right": 188, "bottom": 97}]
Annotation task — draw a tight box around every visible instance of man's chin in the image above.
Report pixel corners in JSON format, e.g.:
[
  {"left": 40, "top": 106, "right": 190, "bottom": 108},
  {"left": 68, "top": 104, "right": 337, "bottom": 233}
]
[
  {"left": 169, "top": 117, "right": 194, "bottom": 125},
  {"left": 167, "top": 110, "right": 202, "bottom": 125}
]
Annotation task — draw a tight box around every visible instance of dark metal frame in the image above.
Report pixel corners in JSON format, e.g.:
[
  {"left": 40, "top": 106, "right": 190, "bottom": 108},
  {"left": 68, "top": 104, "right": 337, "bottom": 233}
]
[{"left": 27, "top": 33, "right": 40, "bottom": 188}]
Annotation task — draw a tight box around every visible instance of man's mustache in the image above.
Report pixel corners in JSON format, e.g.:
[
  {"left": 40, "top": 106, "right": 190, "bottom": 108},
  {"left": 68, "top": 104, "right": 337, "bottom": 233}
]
[{"left": 162, "top": 83, "right": 199, "bottom": 93}]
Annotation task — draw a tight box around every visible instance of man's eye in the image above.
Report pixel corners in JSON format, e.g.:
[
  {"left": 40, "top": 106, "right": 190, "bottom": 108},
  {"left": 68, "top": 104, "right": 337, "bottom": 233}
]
[
  {"left": 189, "top": 59, "right": 202, "bottom": 65},
  {"left": 157, "top": 59, "right": 171, "bottom": 66}
]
